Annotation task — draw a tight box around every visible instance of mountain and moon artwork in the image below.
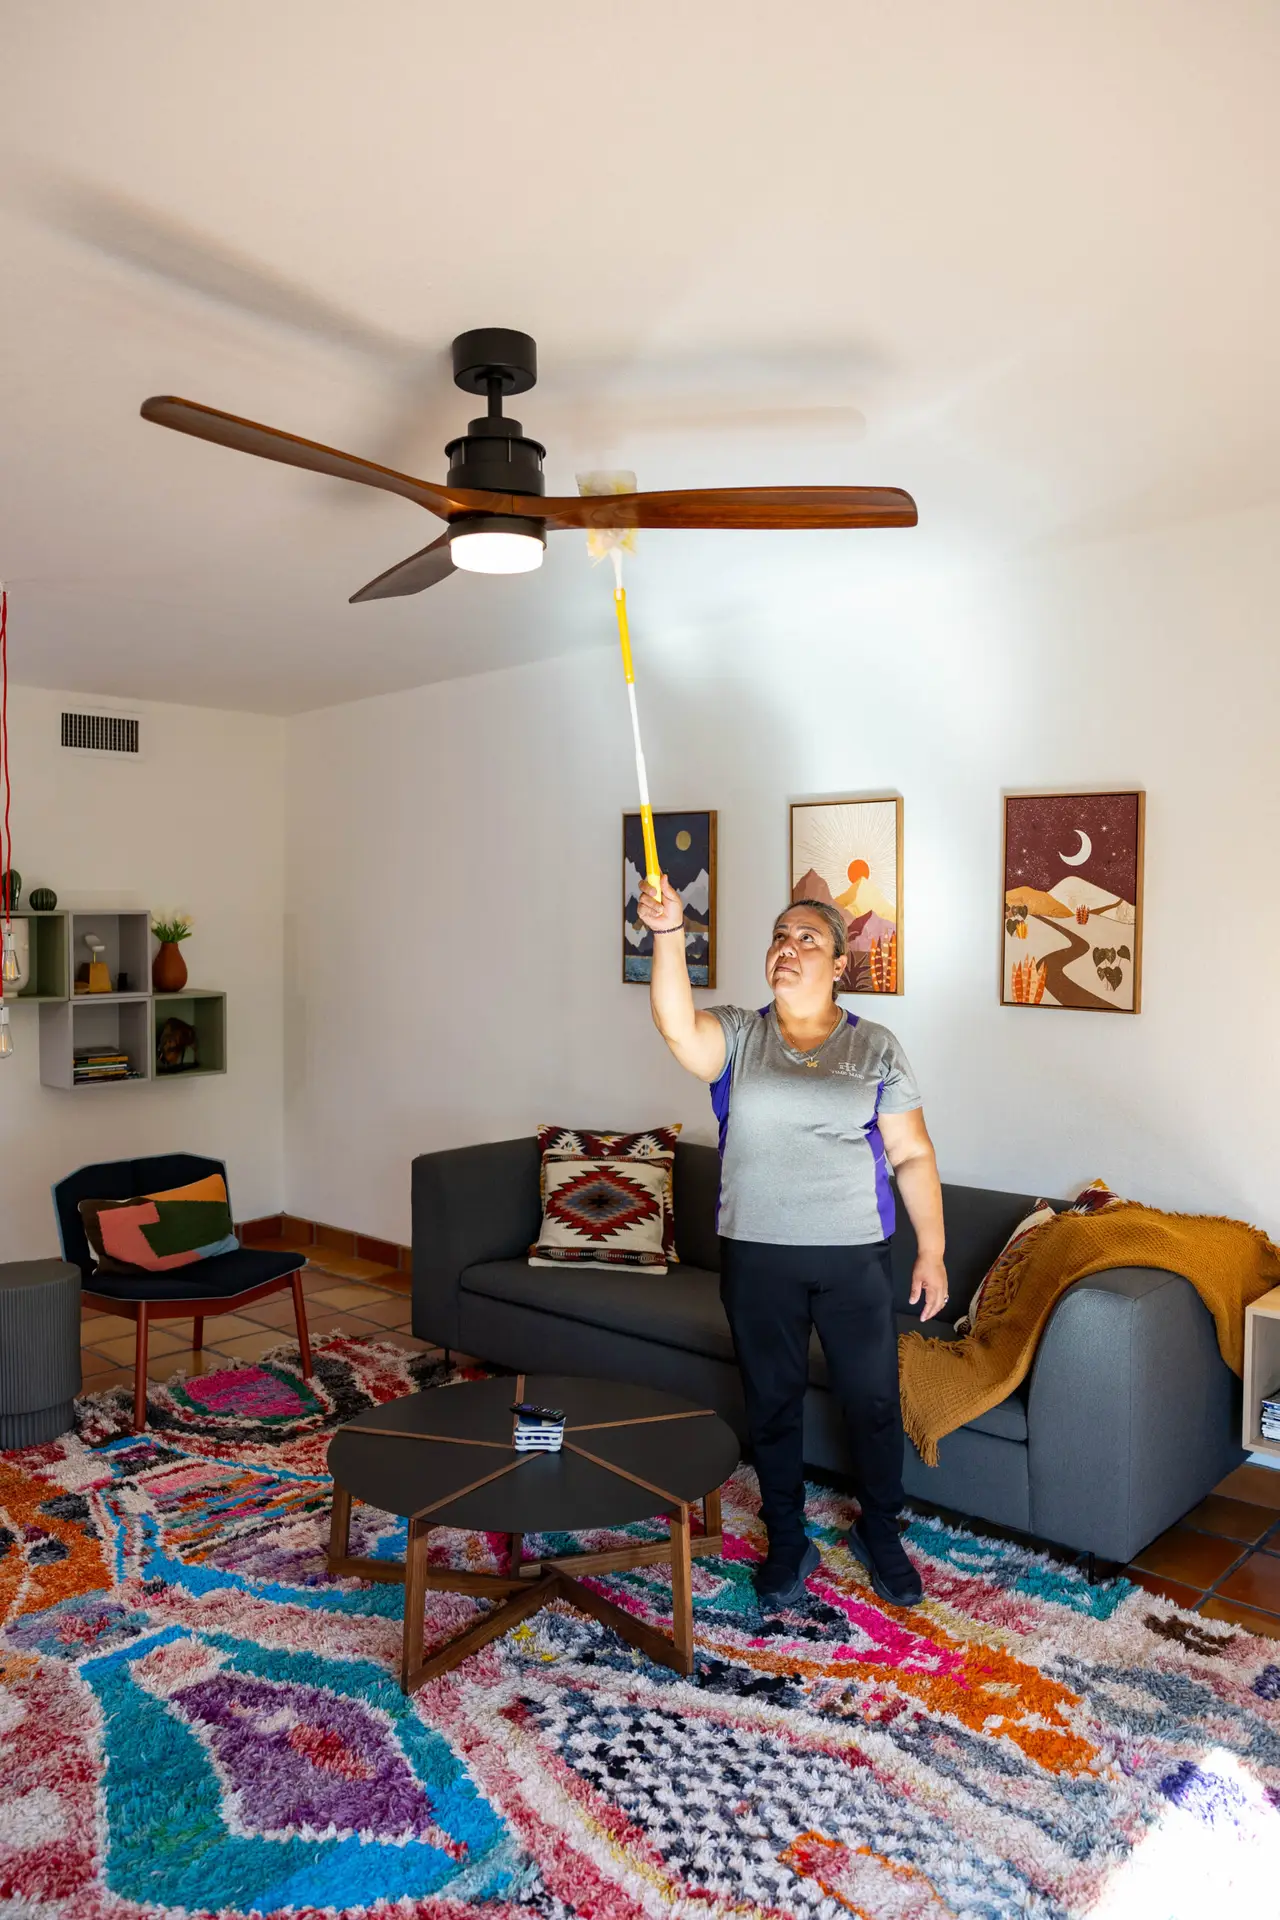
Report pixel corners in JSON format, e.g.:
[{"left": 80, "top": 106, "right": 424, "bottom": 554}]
[
  {"left": 789, "top": 797, "right": 902, "bottom": 994},
  {"left": 1002, "top": 791, "right": 1145, "bottom": 1012},
  {"left": 623, "top": 809, "right": 717, "bottom": 986}
]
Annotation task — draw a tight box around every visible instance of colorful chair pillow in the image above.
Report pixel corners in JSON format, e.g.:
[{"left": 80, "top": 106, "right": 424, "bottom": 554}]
[
  {"left": 529, "top": 1153, "right": 671, "bottom": 1271},
  {"left": 78, "top": 1174, "right": 238, "bottom": 1275},
  {"left": 536, "top": 1123, "right": 681, "bottom": 1264}
]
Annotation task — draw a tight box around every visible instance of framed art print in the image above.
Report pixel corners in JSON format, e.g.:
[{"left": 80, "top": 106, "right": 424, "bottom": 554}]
[
  {"left": 789, "top": 796, "right": 902, "bottom": 994},
  {"left": 1002, "top": 790, "right": 1145, "bottom": 1011},
  {"left": 623, "top": 809, "right": 717, "bottom": 986}
]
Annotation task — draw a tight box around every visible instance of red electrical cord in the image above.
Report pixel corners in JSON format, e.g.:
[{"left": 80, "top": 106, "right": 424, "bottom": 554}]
[{"left": 0, "top": 588, "right": 8, "bottom": 930}]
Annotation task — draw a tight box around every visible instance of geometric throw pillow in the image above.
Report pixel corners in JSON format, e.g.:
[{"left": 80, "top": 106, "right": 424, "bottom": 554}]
[
  {"left": 78, "top": 1174, "right": 238, "bottom": 1274},
  {"left": 952, "top": 1200, "right": 1057, "bottom": 1335},
  {"left": 953, "top": 1177, "right": 1128, "bottom": 1334},
  {"left": 536, "top": 1123, "right": 681, "bottom": 1264},
  {"left": 529, "top": 1153, "right": 671, "bottom": 1272}
]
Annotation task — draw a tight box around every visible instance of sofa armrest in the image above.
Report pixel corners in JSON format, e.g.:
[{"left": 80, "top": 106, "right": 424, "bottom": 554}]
[
  {"left": 411, "top": 1138, "right": 541, "bottom": 1348},
  {"left": 1026, "top": 1266, "right": 1244, "bottom": 1563}
]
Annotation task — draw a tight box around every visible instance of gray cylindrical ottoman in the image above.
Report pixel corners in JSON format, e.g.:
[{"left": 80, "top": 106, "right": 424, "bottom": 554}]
[{"left": 0, "top": 1260, "right": 82, "bottom": 1448}]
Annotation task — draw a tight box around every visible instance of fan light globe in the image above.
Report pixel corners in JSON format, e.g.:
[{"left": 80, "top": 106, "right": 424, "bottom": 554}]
[{"left": 450, "top": 530, "right": 544, "bottom": 575}]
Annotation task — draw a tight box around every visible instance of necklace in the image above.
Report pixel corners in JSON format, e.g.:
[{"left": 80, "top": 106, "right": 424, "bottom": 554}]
[{"left": 776, "top": 1005, "right": 843, "bottom": 1068}]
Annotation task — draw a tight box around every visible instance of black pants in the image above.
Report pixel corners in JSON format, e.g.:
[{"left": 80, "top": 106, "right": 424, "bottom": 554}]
[{"left": 720, "top": 1237, "right": 905, "bottom": 1559}]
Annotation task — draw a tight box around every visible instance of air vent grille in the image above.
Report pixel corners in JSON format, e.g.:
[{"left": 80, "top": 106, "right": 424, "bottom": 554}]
[{"left": 61, "top": 711, "right": 140, "bottom": 755}]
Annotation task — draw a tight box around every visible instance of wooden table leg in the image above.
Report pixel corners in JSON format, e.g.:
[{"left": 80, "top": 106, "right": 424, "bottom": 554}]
[
  {"left": 401, "top": 1518, "right": 431, "bottom": 1691},
  {"left": 703, "top": 1486, "right": 722, "bottom": 1542},
  {"left": 669, "top": 1502, "right": 693, "bottom": 1674},
  {"left": 192, "top": 1314, "right": 204, "bottom": 1356},
  {"left": 507, "top": 1532, "right": 523, "bottom": 1575},
  {"left": 328, "top": 1482, "right": 353, "bottom": 1568}
]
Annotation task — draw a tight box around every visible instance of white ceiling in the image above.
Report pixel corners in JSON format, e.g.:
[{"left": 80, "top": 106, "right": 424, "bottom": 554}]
[{"left": 2, "top": 0, "right": 1277, "bottom": 714}]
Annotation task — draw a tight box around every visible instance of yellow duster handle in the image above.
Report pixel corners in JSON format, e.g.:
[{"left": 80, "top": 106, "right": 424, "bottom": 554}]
[{"left": 613, "top": 579, "right": 662, "bottom": 906}]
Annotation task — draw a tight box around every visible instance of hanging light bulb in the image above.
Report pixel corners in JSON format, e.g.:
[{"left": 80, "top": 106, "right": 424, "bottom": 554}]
[
  {"left": 1, "top": 926, "right": 19, "bottom": 985},
  {"left": 0, "top": 1004, "right": 12, "bottom": 1058}
]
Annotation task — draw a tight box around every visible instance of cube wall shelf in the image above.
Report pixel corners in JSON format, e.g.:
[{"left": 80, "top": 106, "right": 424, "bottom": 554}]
[
  {"left": 153, "top": 991, "right": 227, "bottom": 1078},
  {"left": 5, "top": 910, "right": 69, "bottom": 1001},
  {"left": 22, "top": 907, "right": 228, "bottom": 1091}
]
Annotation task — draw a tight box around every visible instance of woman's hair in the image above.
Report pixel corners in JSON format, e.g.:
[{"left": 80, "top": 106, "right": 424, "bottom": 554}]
[{"left": 785, "top": 898, "right": 848, "bottom": 959}]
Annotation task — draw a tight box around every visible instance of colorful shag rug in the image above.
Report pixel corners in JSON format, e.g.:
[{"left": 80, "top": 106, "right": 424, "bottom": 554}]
[{"left": 1, "top": 1334, "right": 1278, "bottom": 1919}]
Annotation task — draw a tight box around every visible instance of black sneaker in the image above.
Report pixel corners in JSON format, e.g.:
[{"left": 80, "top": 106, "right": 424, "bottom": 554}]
[
  {"left": 753, "top": 1538, "right": 820, "bottom": 1608},
  {"left": 847, "top": 1518, "right": 923, "bottom": 1607}
]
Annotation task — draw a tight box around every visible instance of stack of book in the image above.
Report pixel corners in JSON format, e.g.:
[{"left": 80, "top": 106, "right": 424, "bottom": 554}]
[
  {"left": 73, "top": 1048, "right": 140, "bottom": 1085},
  {"left": 511, "top": 1402, "right": 566, "bottom": 1453},
  {"left": 1260, "top": 1391, "right": 1280, "bottom": 1444}
]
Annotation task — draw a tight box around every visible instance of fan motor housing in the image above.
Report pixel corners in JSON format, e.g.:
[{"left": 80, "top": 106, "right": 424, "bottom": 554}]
[{"left": 447, "top": 327, "right": 546, "bottom": 497}]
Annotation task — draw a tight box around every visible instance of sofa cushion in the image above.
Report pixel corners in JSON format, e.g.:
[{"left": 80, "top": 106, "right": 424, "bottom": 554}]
[
  {"left": 461, "top": 1259, "right": 1029, "bottom": 1443},
  {"left": 462, "top": 1259, "right": 735, "bottom": 1362}
]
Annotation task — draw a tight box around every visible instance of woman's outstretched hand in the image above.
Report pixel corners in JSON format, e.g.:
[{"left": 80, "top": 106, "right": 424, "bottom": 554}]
[{"left": 636, "top": 872, "right": 685, "bottom": 935}]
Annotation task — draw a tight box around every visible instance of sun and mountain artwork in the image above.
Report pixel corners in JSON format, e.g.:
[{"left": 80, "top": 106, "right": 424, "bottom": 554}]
[
  {"left": 623, "top": 809, "right": 717, "bottom": 986},
  {"left": 790, "top": 797, "right": 902, "bottom": 994},
  {"left": 1002, "top": 791, "right": 1145, "bottom": 1012}
]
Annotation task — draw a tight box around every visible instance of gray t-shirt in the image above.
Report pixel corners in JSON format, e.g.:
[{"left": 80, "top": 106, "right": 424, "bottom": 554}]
[{"left": 709, "top": 1004, "right": 922, "bottom": 1246}]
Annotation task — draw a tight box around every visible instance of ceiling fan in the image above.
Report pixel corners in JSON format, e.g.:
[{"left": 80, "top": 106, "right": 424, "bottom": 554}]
[{"left": 141, "top": 328, "right": 917, "bottom": 603}]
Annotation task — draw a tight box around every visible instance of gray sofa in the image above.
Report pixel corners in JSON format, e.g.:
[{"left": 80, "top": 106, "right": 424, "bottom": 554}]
[{"left": 412, "top": 1138, "right": 1245, "bottom": 1564}]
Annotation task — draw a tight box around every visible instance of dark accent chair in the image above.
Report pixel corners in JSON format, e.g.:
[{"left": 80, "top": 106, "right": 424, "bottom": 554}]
[{"left": 53, "top": 1153, "right": 312, "bottom": 1432}]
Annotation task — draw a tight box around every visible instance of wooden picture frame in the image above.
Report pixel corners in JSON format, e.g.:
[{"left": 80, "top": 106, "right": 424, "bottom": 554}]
[
  {"left": 789, "top": 796, "right": 903, "bottom": 995},
  {"left": 1000, "top": 790, "right": 1145, "bottom": 1012},
  {"left": 622, "top": 810, "right": 718, "bottom": 987}
]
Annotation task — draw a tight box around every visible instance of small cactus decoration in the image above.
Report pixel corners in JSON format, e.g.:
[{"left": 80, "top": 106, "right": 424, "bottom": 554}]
[{"left": 29, "top": 887, "right": 57, "bottom": 912}]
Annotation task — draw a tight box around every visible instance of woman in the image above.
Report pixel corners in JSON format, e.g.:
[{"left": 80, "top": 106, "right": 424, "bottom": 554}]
[{"left": 638, "top": 880, "right": 947, "bottom": 1608}]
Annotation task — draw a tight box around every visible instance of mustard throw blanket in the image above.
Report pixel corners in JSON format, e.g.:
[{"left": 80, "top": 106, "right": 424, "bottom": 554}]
[{"left": 898, "top": 1203, "right": 1280, "bottom": 1466}]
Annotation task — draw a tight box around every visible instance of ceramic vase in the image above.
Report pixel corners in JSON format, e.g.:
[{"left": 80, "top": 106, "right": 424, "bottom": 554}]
[{"left": 152, "top": 940, "right": 188, "bottom": 992}]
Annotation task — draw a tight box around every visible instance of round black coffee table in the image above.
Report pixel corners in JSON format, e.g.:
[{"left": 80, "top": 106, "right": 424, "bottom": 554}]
[{"left": 327, "top": 1373, "right": 740, "bottom": 1690}]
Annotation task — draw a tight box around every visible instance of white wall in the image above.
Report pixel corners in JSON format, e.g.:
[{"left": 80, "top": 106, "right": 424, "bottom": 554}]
[
  {"left": 285, "top": 503, "right": 1280, "bottom": 1244},
  {"left": 1, "top": 685, "right": 286, "bottom": 1258}
]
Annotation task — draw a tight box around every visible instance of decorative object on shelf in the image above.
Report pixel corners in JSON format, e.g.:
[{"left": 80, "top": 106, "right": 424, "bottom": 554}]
[
  {"left": 0, "top": 870, "right": 19, "bottom": 912},
  {"left": 82, "top": 932, "right": 112, "bottom": 993},
  {"left": 29, "top": 886, "right": 57, "bottom": 911},
  {"left": 151, "top": 914, "right": 192, "bottom": 991},
  {"left": 790, "top": 796, "right": 903, "bottom": 995},
  {"left": 623, "top": 809, "right": 717, "bottom": 986},
  {"left": 1002, "top": 792, "right": 1145, "bottom": 1012},
  {"left": 156, "top": 1016, "right": 198, "bottom": 1073},
  {"left": 2, "top": 916, "right": 30, "bottom": 992}
]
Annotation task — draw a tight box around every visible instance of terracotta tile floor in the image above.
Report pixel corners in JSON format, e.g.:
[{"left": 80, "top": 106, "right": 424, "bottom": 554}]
[{"left": 77, "top": 1266, "right": 1280, "bottom": 1634}]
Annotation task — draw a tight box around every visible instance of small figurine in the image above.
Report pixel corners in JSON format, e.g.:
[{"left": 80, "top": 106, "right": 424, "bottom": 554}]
[{"left": 157, "top": 1016, "right": 198, "bottom": 1072}]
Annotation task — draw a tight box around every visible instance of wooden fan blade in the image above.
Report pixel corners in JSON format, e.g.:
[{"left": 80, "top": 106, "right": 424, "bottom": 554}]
[
  {"left": 524, "top": 486, "right": 917, "bottom": 531},
  {"left": 140, "top": 396, "right": 508, "bottom": 520},
  {"left": 350, "top": 533, "right": 456, "bottom": 602}
]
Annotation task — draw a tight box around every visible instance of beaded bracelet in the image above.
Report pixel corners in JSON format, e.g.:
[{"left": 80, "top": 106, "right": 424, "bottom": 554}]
[{"left": 653, "top": 922, "right": 686, "bottom": 934}]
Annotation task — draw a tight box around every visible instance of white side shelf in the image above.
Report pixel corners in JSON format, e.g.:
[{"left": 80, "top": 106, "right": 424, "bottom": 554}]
[{"left": 1243, "top": 1285, "right": 1280, "bottom": 1455}]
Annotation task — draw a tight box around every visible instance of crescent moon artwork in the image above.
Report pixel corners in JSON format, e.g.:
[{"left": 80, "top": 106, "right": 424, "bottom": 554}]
[{"left": 1001, "top": 791, "right": 1145, "bottom": 1013}]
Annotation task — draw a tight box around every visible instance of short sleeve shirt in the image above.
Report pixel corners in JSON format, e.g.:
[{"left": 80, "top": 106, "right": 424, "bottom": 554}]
[{"left": 708, "top": 1004, "right": 922, "bottom": 1245}]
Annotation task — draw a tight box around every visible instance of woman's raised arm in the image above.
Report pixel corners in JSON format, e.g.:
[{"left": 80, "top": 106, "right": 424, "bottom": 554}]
[{"left": 637, "top": 874, "right": 727, "bottom": 1082}]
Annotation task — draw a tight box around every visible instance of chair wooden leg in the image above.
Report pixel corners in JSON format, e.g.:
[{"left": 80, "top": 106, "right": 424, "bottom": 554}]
[
  {"left": 292, "top": 1272, "right": 313, "bottom": 1377},
  {"left": 192, "top": 1315, "right": 204, "bottom": 1355},
  {"left": 507, "top": 1532, "right": 523, "bottom": 1575},
  {"left": 132, "top": 1306, "right": 150, "bottom": 1433}
]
